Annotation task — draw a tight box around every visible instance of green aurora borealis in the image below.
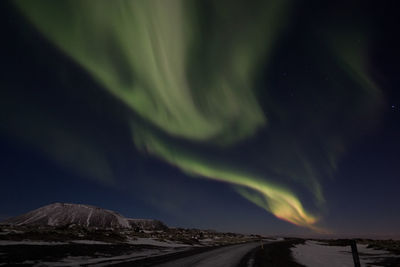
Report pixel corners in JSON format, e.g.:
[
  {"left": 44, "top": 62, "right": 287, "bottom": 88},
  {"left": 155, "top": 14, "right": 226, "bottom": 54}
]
[{"left": 12, "top": 0, "right": 384, "bottom": 231}]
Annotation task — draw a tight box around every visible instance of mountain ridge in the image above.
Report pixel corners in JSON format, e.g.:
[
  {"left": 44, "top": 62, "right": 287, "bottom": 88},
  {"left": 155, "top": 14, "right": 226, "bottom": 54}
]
[{"left": 1, "top": 202, "right": 167, "bottom": 230}]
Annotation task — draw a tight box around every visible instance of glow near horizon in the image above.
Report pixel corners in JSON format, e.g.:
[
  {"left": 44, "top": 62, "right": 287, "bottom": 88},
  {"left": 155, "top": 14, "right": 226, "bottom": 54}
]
[{"left": 132, "top": 132, "right": 318, "bottom": 228}]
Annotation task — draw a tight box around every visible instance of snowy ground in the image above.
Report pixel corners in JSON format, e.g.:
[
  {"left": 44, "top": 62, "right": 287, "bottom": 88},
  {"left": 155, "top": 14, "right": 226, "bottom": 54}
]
[
  {"left": 292, "top": 240, "right": 400, "bottom": 267},
  {"left": 0, "top": 238, "right": 190, "bottom": 247},
  {"left": 0, "top": 241, "right": 191, "bottom": 266},
  {"left": 31, "top": 248, "right": 187, "bottom": 267},
  {"left": 0, "top": 240, "right": 68, "bottom": 245},
  {"left": 127, "top": 237, "right": 193, "bottom": 247},
  {"left": 0, "top": 240, "right": 114, "bottom": 245}
]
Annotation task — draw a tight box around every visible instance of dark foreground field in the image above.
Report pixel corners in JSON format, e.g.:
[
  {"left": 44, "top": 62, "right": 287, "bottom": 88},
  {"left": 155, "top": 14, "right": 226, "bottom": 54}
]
[
  {"left": 0, "top": 243, "right": 183, "bottom": 266},
  {"left": 0, "top": 239, "right": 303, "bottom": 266},
  {"left": 1, "top": 238, "right": 400, "bottom": 266}
]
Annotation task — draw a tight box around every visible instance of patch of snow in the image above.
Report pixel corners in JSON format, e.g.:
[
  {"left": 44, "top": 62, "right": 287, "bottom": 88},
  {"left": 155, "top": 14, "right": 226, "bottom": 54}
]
[
  {"left": 22, "top": 260, "right": 36, "bottom": 265},
  {"left": 11, "top": 230, "right": 24, "bottom": 234},
  {"left": 357, "top": 244, "right": 394, "bottom": 255},
  {"left": 48, "top": 216, "right": 54, "bottom": 226},
  {"left": 116, "top": 215, "right": 130, "bottom": 228},
  {"left": 128, "top": 237, "right": 191, "bottom": 247},
  {"left": 199, "top": 238, "right": 213, "bottom": 242},
  {"left": 34, "top": 248, "right": 181, "bottom": 266},
  {"left": 199, "top": 238, "right": 220, "bottom": 246},
  {"left": 18, "top": 211, "right": 46, "bottom": 225},
  {"left": 291, "top": 240, "right": 399, "bottom": 267},
  {"left": 0, "top": 230, "right": 24, "bottom": 235},
  {"left": 87, "top": 209, "right": 93, "bottom": 227},
  {"left": 70, "top": 240, "right": 111, "bottom": 245},
  {"left": 0, "top": 240, "right": 68, "bottom": 246},
  {"left": 260, "top": 238, "right": 278, "bottom": 242},
  {"left": 247, "top": 257, "right": 255, "bottom": 267}
]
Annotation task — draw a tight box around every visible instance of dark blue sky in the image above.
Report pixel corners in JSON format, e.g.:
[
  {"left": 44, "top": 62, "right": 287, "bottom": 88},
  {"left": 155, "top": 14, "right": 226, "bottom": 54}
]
[{"left": 1, "top": 0, "right": 399, "bottom": 237}]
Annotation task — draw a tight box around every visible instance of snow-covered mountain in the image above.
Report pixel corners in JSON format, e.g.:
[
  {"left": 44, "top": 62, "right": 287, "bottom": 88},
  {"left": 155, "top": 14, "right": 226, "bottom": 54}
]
[
  {"left": 2, "top": 203, "right": 169, "bottom": 230},
  {"left": 2, "top": 203, "right": 131, "bottom": 229}
]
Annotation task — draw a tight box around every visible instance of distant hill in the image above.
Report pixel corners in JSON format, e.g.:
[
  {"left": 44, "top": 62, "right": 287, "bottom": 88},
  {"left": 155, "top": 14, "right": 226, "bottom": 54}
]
[
  {"left": 1, "top": 203, "right": 167, "bottom": 230},
  {"left": 128, "top": 219, "right": 168, "bottom": 231}
]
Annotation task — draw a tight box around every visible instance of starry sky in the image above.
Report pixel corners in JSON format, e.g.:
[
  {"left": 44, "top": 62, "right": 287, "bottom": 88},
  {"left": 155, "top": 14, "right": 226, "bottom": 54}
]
[{"left": 0, "top": 0, "right": 399, "bottom": 238}]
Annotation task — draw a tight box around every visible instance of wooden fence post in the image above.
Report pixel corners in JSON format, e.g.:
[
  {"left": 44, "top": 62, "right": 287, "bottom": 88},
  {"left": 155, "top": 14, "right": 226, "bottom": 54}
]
[{"left": 350, "top": 240, "right": 361, "bottom": 267}]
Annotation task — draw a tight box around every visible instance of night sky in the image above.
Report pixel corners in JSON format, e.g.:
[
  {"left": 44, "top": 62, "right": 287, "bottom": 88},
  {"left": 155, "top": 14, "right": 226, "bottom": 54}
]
[{"left": 1, "top": 0, "right": 399, "bottom": 238}]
